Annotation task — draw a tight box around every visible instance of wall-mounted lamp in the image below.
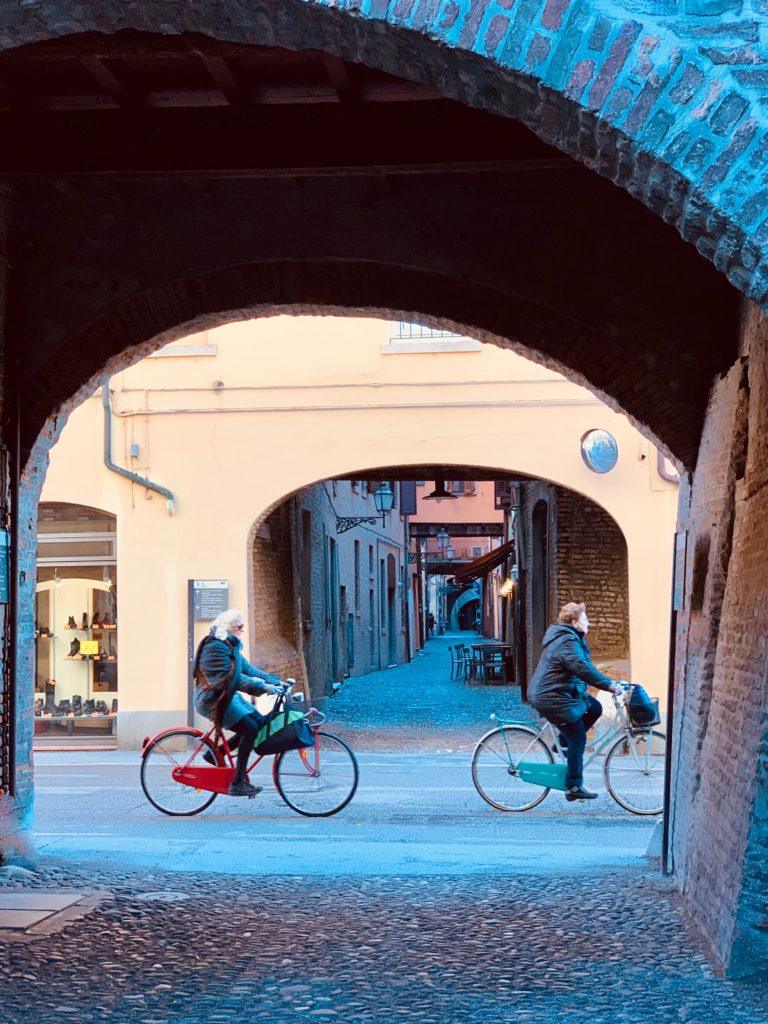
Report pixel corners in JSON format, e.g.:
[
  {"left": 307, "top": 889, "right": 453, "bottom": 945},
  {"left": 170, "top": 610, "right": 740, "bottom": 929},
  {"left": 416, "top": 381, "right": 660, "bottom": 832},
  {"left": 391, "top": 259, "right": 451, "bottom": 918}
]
[
  {"left": 53, "top": 567, "right": 63, "bottom": 590},
  {"left": 102, "top": 565, "right": 113, "bottom": 589},
  {"left": 336, "top": 482, "right": 395, "bottom": 534},
  {"left": 500, "top": 577, "right": 515, "bottom": 597}
]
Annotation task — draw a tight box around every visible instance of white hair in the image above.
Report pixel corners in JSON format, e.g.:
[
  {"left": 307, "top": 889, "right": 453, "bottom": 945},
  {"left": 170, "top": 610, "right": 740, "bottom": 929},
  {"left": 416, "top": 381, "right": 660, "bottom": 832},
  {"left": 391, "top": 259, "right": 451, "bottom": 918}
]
[{"left": 211, "top": 608, "right": 245, "bottom": 641}]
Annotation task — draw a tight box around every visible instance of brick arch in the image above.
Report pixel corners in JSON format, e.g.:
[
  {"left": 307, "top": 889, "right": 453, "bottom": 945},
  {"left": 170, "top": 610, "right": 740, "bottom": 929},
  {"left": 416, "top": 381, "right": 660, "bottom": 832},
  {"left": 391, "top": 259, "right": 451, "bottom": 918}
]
[
  {"left": 25, "top": 257, "right": 702, "bottom": 478},
  {"left": 0, "top": 2, "right": 765, "bottom": 308}
]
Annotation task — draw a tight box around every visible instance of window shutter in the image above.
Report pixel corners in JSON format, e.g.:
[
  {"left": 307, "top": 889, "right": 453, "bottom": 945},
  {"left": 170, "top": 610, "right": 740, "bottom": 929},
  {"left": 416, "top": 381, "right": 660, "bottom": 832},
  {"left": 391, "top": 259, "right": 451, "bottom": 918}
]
[{"left": 400, "top": 481, "right": 417, "bottom": 516}]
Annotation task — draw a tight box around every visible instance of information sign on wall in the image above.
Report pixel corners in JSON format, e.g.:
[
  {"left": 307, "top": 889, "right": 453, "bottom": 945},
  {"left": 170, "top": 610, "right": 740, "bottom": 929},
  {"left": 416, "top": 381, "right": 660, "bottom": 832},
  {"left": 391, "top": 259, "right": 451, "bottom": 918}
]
[{"left": 193, "top": 580, "right": 229, "bottom": 621}]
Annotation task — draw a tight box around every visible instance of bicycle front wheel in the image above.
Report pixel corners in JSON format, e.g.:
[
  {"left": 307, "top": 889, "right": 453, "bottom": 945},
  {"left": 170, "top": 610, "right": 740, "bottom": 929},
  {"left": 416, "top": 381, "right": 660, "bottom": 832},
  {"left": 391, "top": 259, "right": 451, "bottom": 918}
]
[
  {"left": 273, "top": 731, "right": 359, "bottom": 817},
  {"left": 140, "top": 728, "right": 219, "bottom": 816},
  {"left": 604, "top": 729, "right": 666, "bottom": 815},
  {"left": 471, "top": 726, "right": 553, "bottom": 812}
]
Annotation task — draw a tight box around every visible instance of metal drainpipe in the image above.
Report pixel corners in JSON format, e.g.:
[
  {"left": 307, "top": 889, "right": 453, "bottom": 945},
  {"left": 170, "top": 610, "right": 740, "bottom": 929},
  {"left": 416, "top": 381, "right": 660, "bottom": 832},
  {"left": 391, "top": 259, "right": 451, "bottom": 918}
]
[
  {"left": 102, "top": 378, "right": 175, "bottom": 515},
  {"left": 657, "top": 450, "right": 679, "bottom": 484}
]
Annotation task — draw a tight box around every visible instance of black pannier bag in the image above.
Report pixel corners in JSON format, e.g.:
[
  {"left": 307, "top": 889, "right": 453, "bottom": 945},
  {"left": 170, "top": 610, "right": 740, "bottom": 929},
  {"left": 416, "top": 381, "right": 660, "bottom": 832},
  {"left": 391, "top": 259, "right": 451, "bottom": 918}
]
[
  {"left": 254, "top": 706, "right": 315, "bottom": 755},
  {"left": 627, "top": 684, "right": 661, "bottom": 728}
]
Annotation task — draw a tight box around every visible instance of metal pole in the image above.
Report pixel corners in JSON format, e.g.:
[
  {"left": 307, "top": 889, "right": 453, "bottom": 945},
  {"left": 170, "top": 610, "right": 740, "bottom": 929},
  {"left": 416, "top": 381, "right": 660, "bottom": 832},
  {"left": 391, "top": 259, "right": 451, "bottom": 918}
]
[{"left": 187, "top": 581, "right": 195, "bottom": 727}]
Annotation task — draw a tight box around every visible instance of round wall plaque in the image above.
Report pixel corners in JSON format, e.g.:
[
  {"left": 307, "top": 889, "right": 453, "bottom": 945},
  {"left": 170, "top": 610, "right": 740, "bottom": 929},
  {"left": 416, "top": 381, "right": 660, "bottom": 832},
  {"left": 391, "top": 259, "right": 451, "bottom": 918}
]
[{"left": 580, "top": 429, "right": 619, "bottom": 474}]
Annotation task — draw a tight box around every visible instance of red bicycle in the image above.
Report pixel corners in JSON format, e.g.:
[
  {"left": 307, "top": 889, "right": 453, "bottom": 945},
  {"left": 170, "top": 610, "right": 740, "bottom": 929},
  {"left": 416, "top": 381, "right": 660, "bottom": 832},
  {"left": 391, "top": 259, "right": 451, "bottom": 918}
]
[{"left": 139, "top": 696, "right": 359, "bottom": 818}]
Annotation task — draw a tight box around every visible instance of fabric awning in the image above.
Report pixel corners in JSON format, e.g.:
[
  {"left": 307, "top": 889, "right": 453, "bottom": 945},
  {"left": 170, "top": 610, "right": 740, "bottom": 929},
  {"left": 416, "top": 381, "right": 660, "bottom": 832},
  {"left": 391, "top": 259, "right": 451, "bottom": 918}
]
[{"left": 453, "top": 538, "right": 515, "bottom": 584}]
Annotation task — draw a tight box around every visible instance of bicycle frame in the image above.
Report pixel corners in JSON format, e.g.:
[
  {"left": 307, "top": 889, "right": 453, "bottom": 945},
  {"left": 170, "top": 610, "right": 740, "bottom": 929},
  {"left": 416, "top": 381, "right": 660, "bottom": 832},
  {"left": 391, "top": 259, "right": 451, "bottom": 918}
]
[
  {"left": 492, "top": 694, "right": 648, "bottom": 774},
  {"left": 147, "top": 704, "right": 326, "bottom": 796}
]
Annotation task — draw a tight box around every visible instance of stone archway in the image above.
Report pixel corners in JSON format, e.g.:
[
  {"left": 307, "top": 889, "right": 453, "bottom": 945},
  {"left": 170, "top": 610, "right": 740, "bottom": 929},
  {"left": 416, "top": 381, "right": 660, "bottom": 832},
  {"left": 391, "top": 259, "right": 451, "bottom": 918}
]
[
  {"left": 449, "top": 589, "right": 479, "bottom": 633},
  {"left": 0, "top": 4, "right": 765, "bottom": 982},
  {"left": 0, "top": 4, "right": 763, "bottom": 306}
]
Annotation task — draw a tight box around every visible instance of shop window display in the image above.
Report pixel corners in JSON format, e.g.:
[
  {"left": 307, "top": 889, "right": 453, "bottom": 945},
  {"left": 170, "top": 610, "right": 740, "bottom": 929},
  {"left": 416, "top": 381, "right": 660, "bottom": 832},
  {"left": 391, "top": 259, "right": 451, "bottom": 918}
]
[{"left": 34, "top": 503, "right": 118, "bottom": 745}]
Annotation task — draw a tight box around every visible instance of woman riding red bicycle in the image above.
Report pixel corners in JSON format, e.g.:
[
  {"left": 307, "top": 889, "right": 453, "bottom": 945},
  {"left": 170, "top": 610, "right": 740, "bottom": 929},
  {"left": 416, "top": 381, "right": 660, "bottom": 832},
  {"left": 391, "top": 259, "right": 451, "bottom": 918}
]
[{"left": 193, "top": 608, "right": 288, "bottom": 797}]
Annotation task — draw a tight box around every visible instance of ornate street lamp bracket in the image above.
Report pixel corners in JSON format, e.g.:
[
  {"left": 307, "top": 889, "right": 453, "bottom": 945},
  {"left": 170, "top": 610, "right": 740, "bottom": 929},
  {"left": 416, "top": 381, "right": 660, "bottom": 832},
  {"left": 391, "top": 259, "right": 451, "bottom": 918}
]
[{"left": 335, "top": 516, "right": 379, "bottom": 534}]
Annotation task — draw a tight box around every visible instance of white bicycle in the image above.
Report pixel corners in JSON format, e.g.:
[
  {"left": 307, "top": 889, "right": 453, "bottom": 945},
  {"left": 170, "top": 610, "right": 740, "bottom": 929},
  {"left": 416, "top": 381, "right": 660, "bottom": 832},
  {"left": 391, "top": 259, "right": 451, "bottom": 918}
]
[{"left": 471, "top": 684, "right": 666, "bottom": 816}]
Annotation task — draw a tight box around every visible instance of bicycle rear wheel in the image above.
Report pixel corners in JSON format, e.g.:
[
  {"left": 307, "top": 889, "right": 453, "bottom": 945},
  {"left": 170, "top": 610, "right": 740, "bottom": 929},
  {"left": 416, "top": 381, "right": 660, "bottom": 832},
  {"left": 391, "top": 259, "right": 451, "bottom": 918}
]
[
  {"left": 140, "top": 728, "right": 219, "bottom": 816},
  {"left": 471, "top": 726, "right": 553, "bottom": 812},
  {"left": 604, "top": 729, "right": 666, "bottom": 815},
  {"left": 273, "top": 731, "right": 359, "bottom": 817}
]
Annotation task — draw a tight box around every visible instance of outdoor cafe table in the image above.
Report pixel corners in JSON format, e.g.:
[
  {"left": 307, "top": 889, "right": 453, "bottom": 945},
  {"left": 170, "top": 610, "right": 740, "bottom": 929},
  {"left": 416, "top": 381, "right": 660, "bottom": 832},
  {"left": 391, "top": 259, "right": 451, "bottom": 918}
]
[{"left": 470, "top": 643, "right": 514, "bottom": 682}]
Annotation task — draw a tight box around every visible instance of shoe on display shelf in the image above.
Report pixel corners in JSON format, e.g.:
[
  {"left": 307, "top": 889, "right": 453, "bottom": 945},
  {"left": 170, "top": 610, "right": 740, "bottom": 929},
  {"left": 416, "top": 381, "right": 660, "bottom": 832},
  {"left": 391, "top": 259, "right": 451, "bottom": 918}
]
[
  {"left": 81, "top": 612, "right": 89, "bottom": 630},
  {"left": 67, "top": 637, "right": 81, "bottom": 659},
  {"left": 34, "top": 698, "right": 43, "bottom": 717},
  {"left": 67, "top": 615, "right": 77, "bottom": 630},
  {"left": 95, "top": 700, "right": 109, "bottom": 715},
  {"left": 108, "top": 636, "right": 117, "bottom": 659},
  {"left": 82, "top": 699, "right": 96, "bottom": 715},
  {"left": 111, "top": 699, "right": 118, "bottom": 714}
]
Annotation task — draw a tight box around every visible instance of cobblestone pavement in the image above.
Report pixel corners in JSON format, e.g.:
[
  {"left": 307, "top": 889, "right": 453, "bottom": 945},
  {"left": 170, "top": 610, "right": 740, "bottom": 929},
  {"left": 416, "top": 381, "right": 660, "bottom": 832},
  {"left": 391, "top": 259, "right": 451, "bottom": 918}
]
[
  {"left": 3, "top": 636, "right": 765, "bottom": 1022},
  {"left": 1, "top": 861, "right": 767, "bottom": 1024},
  {"left": 323, "top": 633, "right": 532, "bottom": 750}
]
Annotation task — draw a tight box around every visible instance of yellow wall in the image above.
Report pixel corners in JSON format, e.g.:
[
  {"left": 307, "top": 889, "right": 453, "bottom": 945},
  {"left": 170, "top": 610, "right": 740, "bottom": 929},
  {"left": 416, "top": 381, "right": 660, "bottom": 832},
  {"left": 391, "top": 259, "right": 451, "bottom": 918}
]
[{"left": 41, "top": 316, "right": 679, "bottom": 744}]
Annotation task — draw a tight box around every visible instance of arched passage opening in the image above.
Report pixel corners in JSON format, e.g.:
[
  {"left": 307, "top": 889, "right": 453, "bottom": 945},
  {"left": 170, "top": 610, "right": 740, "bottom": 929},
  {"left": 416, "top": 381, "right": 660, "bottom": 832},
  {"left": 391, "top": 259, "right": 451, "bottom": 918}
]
[
  {"left": 0, "top": 7, "right": 763, "bottom": 978},
  {"left": 7, "top": 299, "right": 768, "bottom": 978}
]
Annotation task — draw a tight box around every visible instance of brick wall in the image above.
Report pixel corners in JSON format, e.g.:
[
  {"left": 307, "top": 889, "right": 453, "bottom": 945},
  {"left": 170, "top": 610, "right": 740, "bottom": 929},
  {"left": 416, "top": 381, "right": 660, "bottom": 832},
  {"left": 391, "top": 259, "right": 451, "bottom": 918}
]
[
  {"left": 250, "top": 503, "right": 305, "bottom": 689},
  {"left": 555, "top": 488, "right": 629, "bottom": 660},
  {"left": 672, "top": 300, "right": 768, "bottom": 979},
  {"left": 520, "top": 481, "right": 629, "bottom": 679},
  {"left": 252, "top": 481, "right": 407, "bottom": 702}
]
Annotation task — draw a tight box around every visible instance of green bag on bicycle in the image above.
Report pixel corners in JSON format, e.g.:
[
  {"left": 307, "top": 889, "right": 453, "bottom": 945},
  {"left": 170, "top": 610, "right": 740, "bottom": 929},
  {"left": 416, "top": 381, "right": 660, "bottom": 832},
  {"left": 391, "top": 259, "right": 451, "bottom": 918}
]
[{"left": 253, "top": 707, "right": 314, "bottom": 755}]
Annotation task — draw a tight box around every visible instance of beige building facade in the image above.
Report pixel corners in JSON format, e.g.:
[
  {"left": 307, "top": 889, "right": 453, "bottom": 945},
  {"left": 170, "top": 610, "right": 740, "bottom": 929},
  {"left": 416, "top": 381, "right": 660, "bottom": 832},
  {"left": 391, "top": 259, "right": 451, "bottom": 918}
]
[{"left": 37, "top": 316, "right": 679, "bottom": 747}]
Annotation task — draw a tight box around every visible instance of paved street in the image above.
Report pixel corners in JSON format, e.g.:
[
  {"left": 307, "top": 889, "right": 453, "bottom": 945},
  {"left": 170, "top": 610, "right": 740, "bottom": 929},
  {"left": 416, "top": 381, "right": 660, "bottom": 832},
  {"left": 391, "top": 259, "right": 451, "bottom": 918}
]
[{"left": 2, "top": 634, "right": 766, "bottom": 1023}]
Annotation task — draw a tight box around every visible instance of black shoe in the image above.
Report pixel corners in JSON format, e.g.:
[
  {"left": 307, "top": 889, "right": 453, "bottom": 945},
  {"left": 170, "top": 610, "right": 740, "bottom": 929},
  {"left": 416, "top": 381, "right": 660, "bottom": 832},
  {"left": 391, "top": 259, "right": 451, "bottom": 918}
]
[
  {"left": 565, "top": 786, "right": 598, "bottom": 802},
  {"left": 95, "top": 700, "right": 109, "bottom": 715},
  {"left": 68, "top": 637, "right": 81, "bottom": 658},
  {"left": 228, "top": 780, "right": 262, "bottom": 798},
  {"left": 203, "top": 748, "right": 219, "bottom": 766},
  {"left": 67, "top": 615, "right": 77, "bottom": 630},
  {"left": 82, "top": 699, "right": 96, "bottom": 715},
  {"left": 111, "top": 699, "right": 118, "bottom": 713},
  {"left": 81, "top": 612, "right": 88, "bottom": 629}
]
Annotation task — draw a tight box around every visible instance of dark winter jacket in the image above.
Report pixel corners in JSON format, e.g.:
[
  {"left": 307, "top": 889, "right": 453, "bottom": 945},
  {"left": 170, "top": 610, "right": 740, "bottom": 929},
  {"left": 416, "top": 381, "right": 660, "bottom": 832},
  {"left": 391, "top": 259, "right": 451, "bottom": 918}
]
[
  {"left": 527, "top": 624, "right": 614, "bottom": 725},
  {"left": 192, "top": 633, "right": 282, "bottom": 720}
]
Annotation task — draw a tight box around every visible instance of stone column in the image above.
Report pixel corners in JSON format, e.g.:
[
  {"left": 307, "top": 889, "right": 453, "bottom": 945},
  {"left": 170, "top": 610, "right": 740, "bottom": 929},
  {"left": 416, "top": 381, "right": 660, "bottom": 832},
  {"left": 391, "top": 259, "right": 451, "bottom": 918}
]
[{"left": 0, "top": 186, "right": 35, "bottom": 862}]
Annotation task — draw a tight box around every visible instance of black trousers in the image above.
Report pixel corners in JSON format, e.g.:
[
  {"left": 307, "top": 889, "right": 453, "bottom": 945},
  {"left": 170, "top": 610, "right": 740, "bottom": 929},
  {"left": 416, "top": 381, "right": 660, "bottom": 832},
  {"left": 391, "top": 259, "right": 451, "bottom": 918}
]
[
  {"left": 556, "top": 696, "right": 603, "bottom": 789},
  {"left": 228, "top": 712, "right": 266, "bottom": 785}
]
